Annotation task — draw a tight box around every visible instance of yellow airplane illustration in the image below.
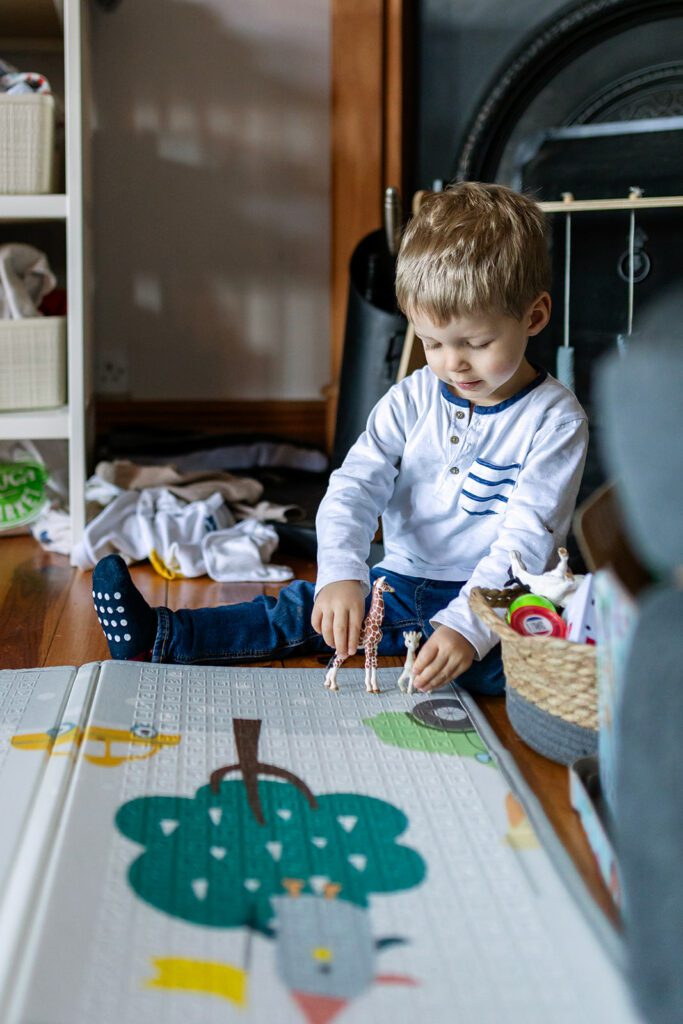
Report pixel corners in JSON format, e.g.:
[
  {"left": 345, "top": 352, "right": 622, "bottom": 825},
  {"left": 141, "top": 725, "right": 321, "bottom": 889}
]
[{"left": 11, "top": 721, "right": 180, "bottom": 768}]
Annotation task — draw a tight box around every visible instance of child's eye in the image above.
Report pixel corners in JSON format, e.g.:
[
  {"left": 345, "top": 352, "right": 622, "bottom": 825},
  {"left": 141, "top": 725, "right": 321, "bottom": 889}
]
[{"left": 470, "top": 341, "right": 493, "bottom": 349}]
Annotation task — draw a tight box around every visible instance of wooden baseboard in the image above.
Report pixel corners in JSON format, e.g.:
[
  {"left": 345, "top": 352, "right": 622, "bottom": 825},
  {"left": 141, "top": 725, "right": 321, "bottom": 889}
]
[{"left": 95, "top": 399, "right": 327, "bottom": 448}]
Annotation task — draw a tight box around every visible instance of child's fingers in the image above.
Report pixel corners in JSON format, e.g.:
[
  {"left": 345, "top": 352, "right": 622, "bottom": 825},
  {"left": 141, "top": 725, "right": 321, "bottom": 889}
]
[
  {"left": 416, "top": 645, "right": 459, "bottom": 691},
  {"left": 417, "top": 659, "right": 454, "bottom": 692},
  {"left": 320, "top": 610, "right": 336, "bottom": 650},
  {"left": 418, "top": 667, "right": 451, "bottom": 692},
  {"left": 346, "top": 607, "right": 364, "bottom": 655},
  {"left": 413, "top": 655, "right": 446, "bottom": 691},
  {"left": 333, "top": 609, "right": 351, "bottom": 658},
  {"left": 421, "top": 651, "right": 473, "bottom": 692},
  {"left": 311, "top": 604, "right": 323, "bottom": 634},
  {"left": 413, "top": 641, "right": 438, "bottom": 676}
]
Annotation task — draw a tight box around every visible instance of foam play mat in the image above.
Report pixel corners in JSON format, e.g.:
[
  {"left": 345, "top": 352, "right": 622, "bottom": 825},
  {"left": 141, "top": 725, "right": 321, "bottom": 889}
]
[{"left": 0, "top": 663, "right": 641, "bottom": 1023}]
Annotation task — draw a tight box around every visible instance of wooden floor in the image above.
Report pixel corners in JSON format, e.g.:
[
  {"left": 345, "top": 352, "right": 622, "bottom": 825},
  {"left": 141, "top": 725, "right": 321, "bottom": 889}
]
[{"left": 0, "top": 534, "right": 618, "bottom": 927}]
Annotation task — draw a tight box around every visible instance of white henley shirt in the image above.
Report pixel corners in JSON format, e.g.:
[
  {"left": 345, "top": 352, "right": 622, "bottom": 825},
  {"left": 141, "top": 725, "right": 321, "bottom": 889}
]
[{"left": 315, "top": 365, "right": 589, "bottom": 660}]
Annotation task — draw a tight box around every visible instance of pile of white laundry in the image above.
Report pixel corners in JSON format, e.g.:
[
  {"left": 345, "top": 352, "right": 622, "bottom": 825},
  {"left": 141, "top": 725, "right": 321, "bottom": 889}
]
[{"left": 40, "top": 460, "right": 300, "bottom": 583}]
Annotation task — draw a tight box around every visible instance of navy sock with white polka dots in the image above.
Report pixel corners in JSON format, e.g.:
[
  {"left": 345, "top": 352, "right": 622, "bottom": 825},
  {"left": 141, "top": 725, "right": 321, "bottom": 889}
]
[{"left": 92, "top": 554, "right": 157, "bottom": 661}]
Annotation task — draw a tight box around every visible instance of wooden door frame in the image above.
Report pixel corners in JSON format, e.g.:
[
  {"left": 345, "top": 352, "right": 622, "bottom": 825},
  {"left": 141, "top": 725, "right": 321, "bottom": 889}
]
[{"left": 328, "top": 0, "right": 413, "bottom": 449}]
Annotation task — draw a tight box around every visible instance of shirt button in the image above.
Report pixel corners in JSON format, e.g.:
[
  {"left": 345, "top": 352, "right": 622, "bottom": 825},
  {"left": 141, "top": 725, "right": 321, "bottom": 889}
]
[
  {"left": 450, "top": 467, "right": 460, "bottom": 475},
  {"left": 456, "top": 411, "right": 465, "bottom": 420},
  {"left": 450, "top": 435, "right": 460, "bottom": 444}
]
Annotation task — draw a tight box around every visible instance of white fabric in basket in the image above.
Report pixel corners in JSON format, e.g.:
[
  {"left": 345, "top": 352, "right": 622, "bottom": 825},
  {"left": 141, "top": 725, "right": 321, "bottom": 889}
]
[{"left": 0, "top": 244, "right": 56, "bottom": 319}]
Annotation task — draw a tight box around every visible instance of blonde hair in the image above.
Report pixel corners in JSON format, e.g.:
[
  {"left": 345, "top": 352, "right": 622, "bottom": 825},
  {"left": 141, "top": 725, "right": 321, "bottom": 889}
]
[{"left": 396, "top": 182, "right": 550, "bottom": 323}]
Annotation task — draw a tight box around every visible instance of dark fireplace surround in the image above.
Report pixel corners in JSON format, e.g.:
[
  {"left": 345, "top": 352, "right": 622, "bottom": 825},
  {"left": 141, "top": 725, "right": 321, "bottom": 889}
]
[
  {"left": 450, "top": 0, "right": 683, "bottom": 506},
  {"left": 455, "top": 0, "right": 683, "bottom": 183}
]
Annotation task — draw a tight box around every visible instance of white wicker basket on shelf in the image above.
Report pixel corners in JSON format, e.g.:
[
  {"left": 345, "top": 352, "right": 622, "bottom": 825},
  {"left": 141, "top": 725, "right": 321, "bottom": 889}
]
[
  {"left": 0, "top": 93, "right": 55, "bottom": 194},
  {"left": 0, "top": 317, "right": 67, "bottom": 410}
]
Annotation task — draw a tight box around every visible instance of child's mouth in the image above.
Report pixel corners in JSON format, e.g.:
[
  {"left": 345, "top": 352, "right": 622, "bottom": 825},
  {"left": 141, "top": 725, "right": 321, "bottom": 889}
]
[{"left": 455, "top": 380, "right": 482, "bottom": 390}]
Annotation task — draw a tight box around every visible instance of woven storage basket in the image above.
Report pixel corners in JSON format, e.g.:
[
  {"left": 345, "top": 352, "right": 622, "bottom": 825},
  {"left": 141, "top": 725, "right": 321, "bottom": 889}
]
[
  {"left": 469, "top": 586, "right": 598, "bottom": 765},
  {"left": 0, "top": 93, "right": 55, "bottom": 194},
  {"left": 0, "top": 318, "right": 67, "bottom": 410}
]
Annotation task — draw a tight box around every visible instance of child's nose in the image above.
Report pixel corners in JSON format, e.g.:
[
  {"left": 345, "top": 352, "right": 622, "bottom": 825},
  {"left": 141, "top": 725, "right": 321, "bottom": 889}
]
[{"left": 447, "top": 348, "right": 470, "bottom": 371}]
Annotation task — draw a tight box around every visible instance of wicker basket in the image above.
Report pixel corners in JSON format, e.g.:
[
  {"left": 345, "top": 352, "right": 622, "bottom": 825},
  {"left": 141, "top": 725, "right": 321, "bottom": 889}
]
[
  {"left": 0, "top": 93, "right": 55, "bottom": 194},
  {"left": 469, "top": 586, "right": 598, "bottom": 765},
  {"left": 0, "top": 317, "right": 67, "bottom": 410}
]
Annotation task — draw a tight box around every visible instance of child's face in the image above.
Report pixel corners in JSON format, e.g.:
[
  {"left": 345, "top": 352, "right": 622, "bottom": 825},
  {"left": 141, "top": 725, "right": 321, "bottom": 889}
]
[{"left": 412, "top": 293, "right": 551, "bottom": 406}]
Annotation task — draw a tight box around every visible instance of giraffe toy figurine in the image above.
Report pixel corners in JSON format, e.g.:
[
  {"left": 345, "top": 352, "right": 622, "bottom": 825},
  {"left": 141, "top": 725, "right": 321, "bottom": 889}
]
[
  {"left": 324, "top": 576, "right": 395, "bottom": 694},
  {"left": 397, "top": 630, "right": 423, "bottom": 694}
]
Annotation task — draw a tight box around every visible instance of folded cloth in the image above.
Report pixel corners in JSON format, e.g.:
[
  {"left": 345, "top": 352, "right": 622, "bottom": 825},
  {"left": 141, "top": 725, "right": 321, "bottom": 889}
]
[
  {"left": 231, "top": 500, "right": 305, "bottom": 523},
  {"left": 72, "top": 489, "right": 232, "bottom": 570},
  {"left": 92, "top": 472, "right": 300, "bottom": 524},
  {"left": 72, "top": 488, "right": 292, "bottom": 582},
  {"left": 94, "top": 460, "right": 263, "bottom": 505},
  {"left": 0, "top": 60, "right": 51, "bottom": 95},
  {"left": 85, "top": 474, "right": 123, "bottom": 507},
  {"left": 94, "top": 460, "right": 303, "bottom": 520},
  {"left": 0, "top": 244, "right": 57, "bottom": 319},
  {"left": 202, "top": 521, "right": 293, "bottom": 582},
  {"left": 35, "top": 461, "right": 302, "bottom": 561},
  {"left": 123, "top": 441, "right": 328, "bottom": 474},
  {"left": 150, "top": 521, "right": 293, "bottom": 582},
  {"left": 136, "top": 489, "right": 234, "bottom": 576},
  {"left": 72, "top": 491, "right": 148, "bottom": 567}
]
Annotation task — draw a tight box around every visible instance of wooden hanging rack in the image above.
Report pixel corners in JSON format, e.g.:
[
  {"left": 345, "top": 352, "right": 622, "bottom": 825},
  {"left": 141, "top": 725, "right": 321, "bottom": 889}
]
[{"left": 539, "top": 189, "right": 683, "bottom": 213}]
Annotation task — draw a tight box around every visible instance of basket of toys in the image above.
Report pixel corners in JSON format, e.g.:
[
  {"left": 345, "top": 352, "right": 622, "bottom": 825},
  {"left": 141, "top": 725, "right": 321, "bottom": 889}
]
[{"left": 469, "top": 575, "right": 598, "bottom": 765}]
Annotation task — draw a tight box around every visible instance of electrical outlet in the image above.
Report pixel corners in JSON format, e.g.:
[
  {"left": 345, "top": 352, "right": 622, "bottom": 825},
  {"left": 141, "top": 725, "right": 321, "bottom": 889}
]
[{"left": 96, "top": 350, "right": 129, "bottom": 394}]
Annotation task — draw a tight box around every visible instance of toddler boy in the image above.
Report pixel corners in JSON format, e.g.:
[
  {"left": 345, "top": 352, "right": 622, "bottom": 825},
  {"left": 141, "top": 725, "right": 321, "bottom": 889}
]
[{"left": 93, "top": 183, "right": 588, "bottom": 695}]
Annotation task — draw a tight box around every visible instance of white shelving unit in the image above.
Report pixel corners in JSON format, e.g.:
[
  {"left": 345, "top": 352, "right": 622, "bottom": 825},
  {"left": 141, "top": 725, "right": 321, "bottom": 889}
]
[
  {"left": 0, "top": 195, "right": 67, "bottom": 220},
  {"left": 0, "top": 0, "right": 91, "bottom": 554}
]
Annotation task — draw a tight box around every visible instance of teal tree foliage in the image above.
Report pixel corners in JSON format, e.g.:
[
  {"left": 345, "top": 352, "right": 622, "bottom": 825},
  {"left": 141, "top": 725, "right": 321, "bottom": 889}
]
[{"left": 115, "top": 779, "right": 426, "bottom": 935}]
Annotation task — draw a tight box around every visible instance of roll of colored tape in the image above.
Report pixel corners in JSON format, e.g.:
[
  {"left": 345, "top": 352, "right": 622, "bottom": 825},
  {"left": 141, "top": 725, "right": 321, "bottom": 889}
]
[
  {"left": 506, "top": 592, "right": 556, "bottom": 623},
  {"left": 509, "top": 604, "right": 567, "bottom": 639}
]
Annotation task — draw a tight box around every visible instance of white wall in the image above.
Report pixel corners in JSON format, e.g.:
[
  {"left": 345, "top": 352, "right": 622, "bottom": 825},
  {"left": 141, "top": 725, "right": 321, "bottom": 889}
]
[{"left": 91, "top": 0, "right": 330, "bottom": 400}]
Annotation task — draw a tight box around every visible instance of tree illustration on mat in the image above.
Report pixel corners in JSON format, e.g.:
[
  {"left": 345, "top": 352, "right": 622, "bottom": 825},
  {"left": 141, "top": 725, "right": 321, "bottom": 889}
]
[
  {"left": 116, "top": 719, "right": 425, "bottom": 1019},
  {"left": 116, "top": 719, "right": 425, "bottom": 935}
]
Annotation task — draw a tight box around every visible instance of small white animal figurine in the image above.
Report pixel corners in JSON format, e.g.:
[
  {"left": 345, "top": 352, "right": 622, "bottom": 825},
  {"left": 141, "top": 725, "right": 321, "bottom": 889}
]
[
  {"left": 397, "top": 630, "right": 423, "bottom": 694},
  {"left": 509, "top": 546, "right": 585, "bottom": 606},
  {"left": 324, "top": 576, "right": 395, "bottom": 694}
]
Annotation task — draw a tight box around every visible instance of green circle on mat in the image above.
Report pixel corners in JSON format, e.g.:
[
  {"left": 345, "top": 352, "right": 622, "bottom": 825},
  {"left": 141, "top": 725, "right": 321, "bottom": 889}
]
[{"left": 507, "top": 592, "right": 556, "bottom": 622}]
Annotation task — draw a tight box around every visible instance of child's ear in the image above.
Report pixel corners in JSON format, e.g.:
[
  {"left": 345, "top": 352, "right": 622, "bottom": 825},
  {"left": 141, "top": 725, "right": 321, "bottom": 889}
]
[{"left": 526, "top": 292, "right": 551, "bottom": 336}]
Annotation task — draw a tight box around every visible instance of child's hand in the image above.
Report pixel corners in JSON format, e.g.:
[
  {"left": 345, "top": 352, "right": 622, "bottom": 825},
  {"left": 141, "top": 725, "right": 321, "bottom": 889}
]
[
  {"left": 312, "top": 580, "right": 366, "bottom": 658},
  {"left": 412, "top": 626, "right": 475, "bottom": 692}
]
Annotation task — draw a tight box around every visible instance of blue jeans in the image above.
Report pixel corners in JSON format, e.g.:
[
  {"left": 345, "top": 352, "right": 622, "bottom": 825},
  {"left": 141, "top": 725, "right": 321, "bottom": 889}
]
[{"left": 152, "top": 566, "right": 505, "bottom": 696}]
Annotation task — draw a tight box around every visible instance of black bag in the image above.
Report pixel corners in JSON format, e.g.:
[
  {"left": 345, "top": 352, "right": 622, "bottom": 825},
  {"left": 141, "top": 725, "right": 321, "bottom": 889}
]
[{"left": 331, "top": 229, "right": 407, "bottom": 469}]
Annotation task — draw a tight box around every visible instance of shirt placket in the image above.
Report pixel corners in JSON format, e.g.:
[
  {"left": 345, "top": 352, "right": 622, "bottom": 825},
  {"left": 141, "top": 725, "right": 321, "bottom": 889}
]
[{"left": 447, "top": 407, "right": 474, "bottom": 480}]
